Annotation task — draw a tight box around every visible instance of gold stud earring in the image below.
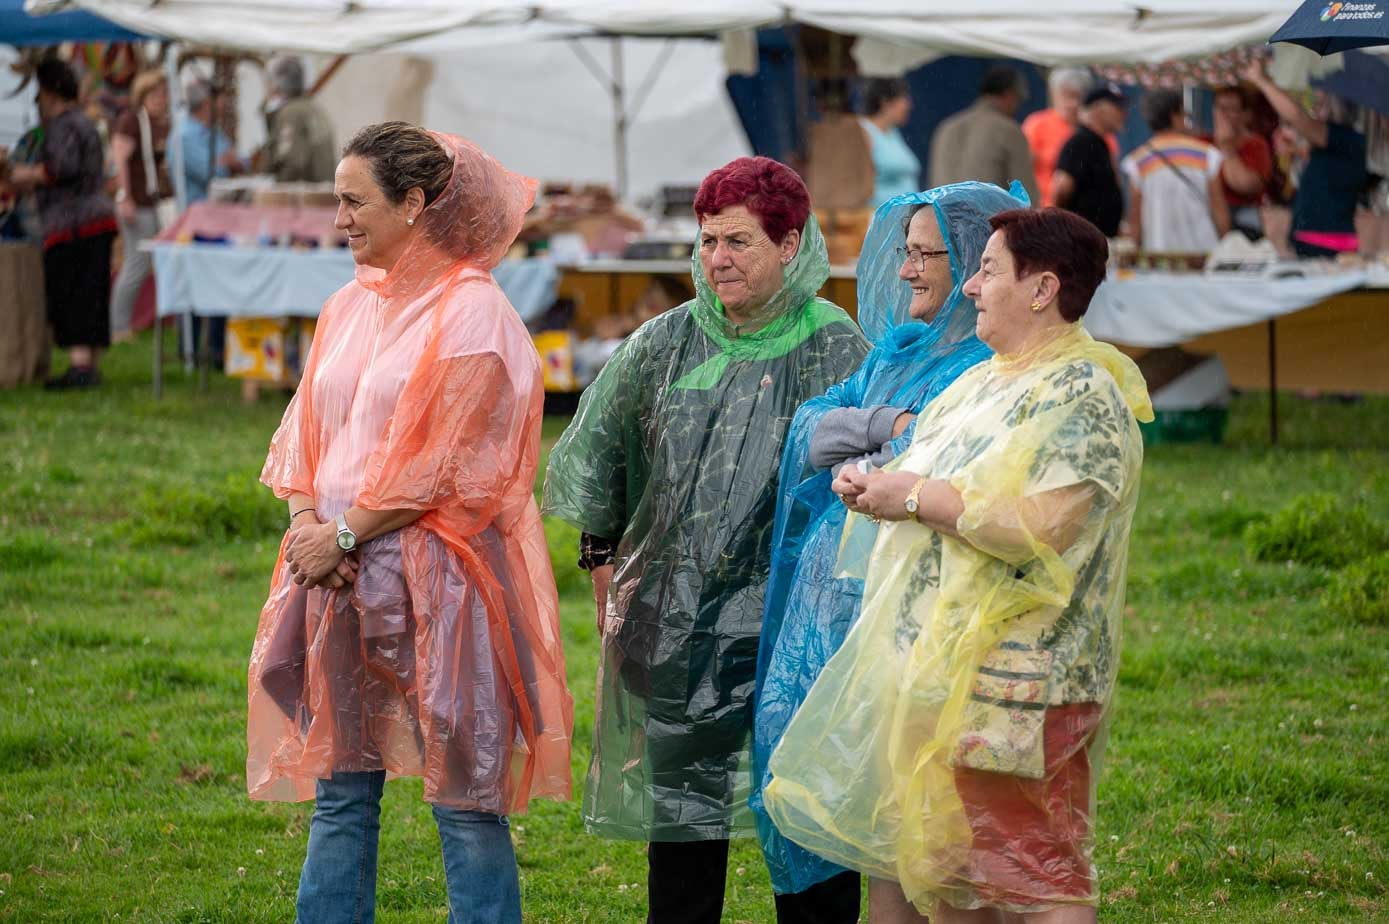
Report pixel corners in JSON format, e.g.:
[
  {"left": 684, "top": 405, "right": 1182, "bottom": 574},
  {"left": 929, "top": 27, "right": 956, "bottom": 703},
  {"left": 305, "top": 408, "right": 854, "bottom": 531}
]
[{"left": 1030, "top": 300, "right": 1044, "bottom": 312}]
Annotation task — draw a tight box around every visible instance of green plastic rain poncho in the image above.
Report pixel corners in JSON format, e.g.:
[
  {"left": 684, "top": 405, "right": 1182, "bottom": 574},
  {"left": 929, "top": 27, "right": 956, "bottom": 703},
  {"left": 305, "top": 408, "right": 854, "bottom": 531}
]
[
  {"left": 543, "top": 215, "right": 869, "bottom": 841},
  {"left": 763, "top": 322, "right": 1153, "bottom": 913}
]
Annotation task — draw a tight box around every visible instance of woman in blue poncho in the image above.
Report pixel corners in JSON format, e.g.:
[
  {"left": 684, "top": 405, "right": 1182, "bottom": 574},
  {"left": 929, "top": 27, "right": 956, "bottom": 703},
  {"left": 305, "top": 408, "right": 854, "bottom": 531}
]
[{"left": 750, "top": 180, "right": 1030, "bottom": 917}]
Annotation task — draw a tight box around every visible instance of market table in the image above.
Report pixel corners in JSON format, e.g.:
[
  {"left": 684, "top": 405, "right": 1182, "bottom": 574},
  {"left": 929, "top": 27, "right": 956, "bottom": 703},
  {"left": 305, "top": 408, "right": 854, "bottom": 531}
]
[
  {"left": 559, "top": 258, "right": 859, "bottom": 332},
  {"left": 148, "top": 208, "right": 1389, "bottom": 409},
  {"left": 147, "top": 241, "right": 561, "bottom": 395},
  {"left": 1090, "top": 266, "right": 1389, "bottom": 441},
  {"left": 1091, "top": 267, "right": 1389, "bottom": 392},
  {"left": 563, "top": 259, "right": 1387, "bottom": 386}
]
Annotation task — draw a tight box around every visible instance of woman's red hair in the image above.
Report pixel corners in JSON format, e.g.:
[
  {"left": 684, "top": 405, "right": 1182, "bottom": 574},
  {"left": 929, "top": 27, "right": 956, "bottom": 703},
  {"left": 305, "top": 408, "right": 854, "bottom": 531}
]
[{"left": 694, "top": 156, "right": 810, "bottom": 244}]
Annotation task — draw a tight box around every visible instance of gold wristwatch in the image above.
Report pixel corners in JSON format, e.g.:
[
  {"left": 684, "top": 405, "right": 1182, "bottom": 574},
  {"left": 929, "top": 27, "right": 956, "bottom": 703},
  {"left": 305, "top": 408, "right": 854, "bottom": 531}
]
[{"left": 904, "top": 477, "right": 928, "bottom": 519}]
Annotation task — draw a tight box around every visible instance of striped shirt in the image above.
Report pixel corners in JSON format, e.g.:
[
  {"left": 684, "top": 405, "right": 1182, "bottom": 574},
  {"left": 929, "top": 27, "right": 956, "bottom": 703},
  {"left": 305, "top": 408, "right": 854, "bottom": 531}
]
[{"left": 1121, "top": 133, "right": 1223, "bottom": 253}]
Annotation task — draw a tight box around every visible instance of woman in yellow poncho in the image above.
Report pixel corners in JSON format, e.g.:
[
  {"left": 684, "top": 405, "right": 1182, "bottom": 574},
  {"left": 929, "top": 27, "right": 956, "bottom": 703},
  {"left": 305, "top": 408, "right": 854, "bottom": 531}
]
[{"left": 762, "top": 208, "right": 1152, "bottom": 922}]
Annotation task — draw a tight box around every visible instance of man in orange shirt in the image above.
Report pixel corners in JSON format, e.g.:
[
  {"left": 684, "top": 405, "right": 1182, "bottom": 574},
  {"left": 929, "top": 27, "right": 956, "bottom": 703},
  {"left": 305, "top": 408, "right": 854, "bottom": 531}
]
[{"left": 1022, "top": 68, "right": 1093, "bottom": 206}]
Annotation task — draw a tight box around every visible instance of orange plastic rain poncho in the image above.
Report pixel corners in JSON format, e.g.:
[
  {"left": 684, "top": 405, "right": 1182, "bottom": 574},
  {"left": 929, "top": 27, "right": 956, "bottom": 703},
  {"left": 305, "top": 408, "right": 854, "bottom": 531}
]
[{"left": 246, "top": 132, "right": 572, "bottom": 814}]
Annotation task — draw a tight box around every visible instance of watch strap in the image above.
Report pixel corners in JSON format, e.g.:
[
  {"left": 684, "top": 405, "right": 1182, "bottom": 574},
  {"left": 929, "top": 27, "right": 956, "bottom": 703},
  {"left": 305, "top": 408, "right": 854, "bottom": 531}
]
[
  {"left": 335, "top": 513, "right": 356, "bottom": 548},
  {"left": 905, "top": 477, "right": 928, "bottom": 516}
]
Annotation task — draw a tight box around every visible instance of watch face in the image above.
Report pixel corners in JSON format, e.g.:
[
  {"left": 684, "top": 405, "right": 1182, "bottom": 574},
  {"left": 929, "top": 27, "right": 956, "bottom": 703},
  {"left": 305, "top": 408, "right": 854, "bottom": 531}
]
[
  {"left": 905, "top": 499, "right": 918, "bottom": 514},
  {"left": 336, "top": 532, "right": 355, "bottom": 551}
]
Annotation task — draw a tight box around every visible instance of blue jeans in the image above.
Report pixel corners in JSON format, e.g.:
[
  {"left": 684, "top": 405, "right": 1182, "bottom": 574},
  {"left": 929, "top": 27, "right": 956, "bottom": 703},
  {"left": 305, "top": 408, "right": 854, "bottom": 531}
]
[{"left": 295, "top": 770, "right": 521, "bottom": 924}]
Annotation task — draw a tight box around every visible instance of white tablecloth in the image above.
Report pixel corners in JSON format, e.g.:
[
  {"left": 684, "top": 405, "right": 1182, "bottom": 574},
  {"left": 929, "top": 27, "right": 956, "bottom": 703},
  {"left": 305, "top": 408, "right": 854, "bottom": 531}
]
[
  {"left": 1084, "top": 270, "right": 1380, "bottom": 348},
  {"left": 150, "top": 243, "right": 561, "bottom": 323},
  {"left": 152, "top": 243, "right": 1386, "bottom": 351}
]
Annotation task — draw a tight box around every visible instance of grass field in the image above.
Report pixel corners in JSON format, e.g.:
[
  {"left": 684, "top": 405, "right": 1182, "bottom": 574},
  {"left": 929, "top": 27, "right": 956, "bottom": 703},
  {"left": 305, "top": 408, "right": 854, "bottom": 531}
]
[{"left": 2, "top": 335, "right": 1387, "bottom": 922}]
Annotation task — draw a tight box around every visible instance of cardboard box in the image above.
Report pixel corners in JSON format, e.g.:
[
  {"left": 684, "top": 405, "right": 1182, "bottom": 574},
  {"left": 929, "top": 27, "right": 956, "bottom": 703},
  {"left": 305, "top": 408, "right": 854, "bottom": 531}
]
[
  {"left": 533, "top": 329, "right": 579, "bottom": 392},
  {"left": 225, "top": 316, "right": 316, "bottom": 384},
  {"left": 815, "top": 207, "right": 873, "bottom": 264}
]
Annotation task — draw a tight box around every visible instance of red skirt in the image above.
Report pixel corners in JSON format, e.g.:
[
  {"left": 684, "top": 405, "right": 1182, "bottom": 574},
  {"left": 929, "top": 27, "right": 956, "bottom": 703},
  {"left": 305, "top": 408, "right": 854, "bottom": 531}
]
[{"left": 953, "top": 702, "right": 1104, "bottom": 909}]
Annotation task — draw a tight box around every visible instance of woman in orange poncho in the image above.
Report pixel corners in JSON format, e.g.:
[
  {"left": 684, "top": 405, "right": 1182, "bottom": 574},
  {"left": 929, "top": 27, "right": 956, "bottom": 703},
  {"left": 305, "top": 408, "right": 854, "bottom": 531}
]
[{"left": 246, "top": 122, "right": 572, "bottom": 924}]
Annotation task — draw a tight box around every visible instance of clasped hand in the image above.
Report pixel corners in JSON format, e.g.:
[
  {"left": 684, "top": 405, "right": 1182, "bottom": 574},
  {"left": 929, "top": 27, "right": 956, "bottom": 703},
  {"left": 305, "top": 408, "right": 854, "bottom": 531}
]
[
  {"left": 283, "top": 517, "right": 360, "bottom": 589},
  {"left": 831, "top": 467, "right": 920, "bottom": 522}
]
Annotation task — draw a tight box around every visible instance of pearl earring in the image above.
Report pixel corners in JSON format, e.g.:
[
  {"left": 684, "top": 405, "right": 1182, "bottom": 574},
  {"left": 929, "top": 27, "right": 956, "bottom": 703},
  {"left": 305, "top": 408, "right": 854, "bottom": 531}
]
[{"left": 407, "top": 218, "right": 415, "bottom": 226}]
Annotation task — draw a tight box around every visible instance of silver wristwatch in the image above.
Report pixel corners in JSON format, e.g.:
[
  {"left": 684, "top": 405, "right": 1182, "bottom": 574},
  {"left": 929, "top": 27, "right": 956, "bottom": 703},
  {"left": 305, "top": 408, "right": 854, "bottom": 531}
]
[{"left": 335, "top": 513, "right": 358, "bottom": 552}]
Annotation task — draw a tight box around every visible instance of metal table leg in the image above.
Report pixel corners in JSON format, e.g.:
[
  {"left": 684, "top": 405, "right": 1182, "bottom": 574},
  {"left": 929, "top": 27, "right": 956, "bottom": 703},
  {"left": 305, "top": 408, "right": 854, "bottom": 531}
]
[
  {"left": 153, "top": 315, "right": 164, "bottom": 399},
  {"left": 197, "top": 313, "right": 211, "bottom": 392}
]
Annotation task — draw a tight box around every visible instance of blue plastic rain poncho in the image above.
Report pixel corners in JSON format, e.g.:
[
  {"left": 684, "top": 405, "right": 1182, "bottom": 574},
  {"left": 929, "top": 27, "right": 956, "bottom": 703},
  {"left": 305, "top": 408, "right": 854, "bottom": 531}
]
[{"left": 750, "top": 181, "right": 1030, "bottom": 893}]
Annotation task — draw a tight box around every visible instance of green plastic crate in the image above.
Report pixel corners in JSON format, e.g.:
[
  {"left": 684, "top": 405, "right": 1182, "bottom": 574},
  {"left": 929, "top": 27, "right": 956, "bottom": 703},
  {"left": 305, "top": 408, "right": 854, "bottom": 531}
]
[{"left": 1139, "top": 407, "right": 1228, "bottom": 446}]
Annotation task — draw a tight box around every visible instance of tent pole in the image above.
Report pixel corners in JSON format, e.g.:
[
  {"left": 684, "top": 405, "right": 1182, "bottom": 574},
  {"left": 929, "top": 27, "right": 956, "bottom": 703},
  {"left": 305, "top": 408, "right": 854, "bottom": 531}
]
[
  {"left": 166, "top": 49, "right": 188, "bottom": 212},
  {"left": 208, "top": 61, "right": 219, "bottom": 210},
  {"left": 790, "top": 23, "right": 811, "bottom": 168},
  {"left": 611, "top": 38, "right": 628, "bottom": 200},
  {"left": 568, "top": 39, "right": 629, "bottom": 200},
  {"left": 625, "top": 38, "right": 676, "bottom": 124},
  {"left": 309, "top": 55, "right": 349, "bottom": 97},
  {"left": 158, "top": 47, "right": 186, "bottom": 397},
  {"left": 1268, "top": 318, "right": 1278, "bottom": 445}
]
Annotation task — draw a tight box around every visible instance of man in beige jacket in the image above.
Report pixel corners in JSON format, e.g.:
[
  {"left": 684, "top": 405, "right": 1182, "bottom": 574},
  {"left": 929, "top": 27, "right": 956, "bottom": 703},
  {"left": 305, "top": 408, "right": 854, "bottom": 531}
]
[
  {"left": 928, "top": 67, "right": 1039, "bottom": 204},
  {"left": 266, "top": 57, "right": 337, "bottom": 184}
]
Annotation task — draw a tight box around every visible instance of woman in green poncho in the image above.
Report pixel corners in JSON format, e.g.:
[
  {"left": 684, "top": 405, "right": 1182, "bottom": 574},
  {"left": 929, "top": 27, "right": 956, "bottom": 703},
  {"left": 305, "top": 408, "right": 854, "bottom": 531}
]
[{"left": 543, "top": 157, "right": 869, "bottom": 924}]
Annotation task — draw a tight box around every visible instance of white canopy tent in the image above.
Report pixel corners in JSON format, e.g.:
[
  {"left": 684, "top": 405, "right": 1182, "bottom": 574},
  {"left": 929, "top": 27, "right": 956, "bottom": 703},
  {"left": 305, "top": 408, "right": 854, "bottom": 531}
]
[
  {"left": 31, "top": 0, "right": 1304, "bottom": 63},
  {"left": 25, "top": 0, "right": 1315, "bottom": 200},
  {"left": 297, "top": 38, "right": 752, "bottom": 201},
  {"left": 24, "top": 1, "right": 781, "bottom": 53},
  {"left": 795, "top": 0, "right": 1301, "bottom": 65}
]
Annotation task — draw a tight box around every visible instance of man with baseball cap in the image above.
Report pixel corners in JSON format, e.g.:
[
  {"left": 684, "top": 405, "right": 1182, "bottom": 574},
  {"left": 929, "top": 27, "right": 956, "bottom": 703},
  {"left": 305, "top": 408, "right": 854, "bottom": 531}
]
[{"left": 1053, "top": 82, "right": 1128, "bottom": 237}]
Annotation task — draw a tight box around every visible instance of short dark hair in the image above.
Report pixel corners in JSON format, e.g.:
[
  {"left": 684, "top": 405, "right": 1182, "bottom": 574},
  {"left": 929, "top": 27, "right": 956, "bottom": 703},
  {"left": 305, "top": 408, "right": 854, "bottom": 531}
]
[
  {"left": 979, "top": 67, "right": 1022, "bottom": 98},
  {"left": 863, "top": 77, "right": 910, "bottom": 117},
  {"left": 987, "top": 208, "right": 1108, "bottom": 322},
  {"left": 342, "top": 121, "right": 453, "bottom": 207},
  {"left": 1141, "top": 89, "right": 1185, "bottom": 134},
  {"left": 1214, "top": 84, "right": 1251, "bottom": 110},
  {"left": 36, "top": 58, "right": 79, "bottom": 102}
]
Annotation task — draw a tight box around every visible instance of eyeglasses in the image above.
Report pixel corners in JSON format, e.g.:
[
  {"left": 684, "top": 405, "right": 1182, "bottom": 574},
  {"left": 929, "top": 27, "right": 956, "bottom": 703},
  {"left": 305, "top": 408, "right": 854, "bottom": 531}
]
[{"left": 895, "top": 246, "right": 950, "bottom": 271}]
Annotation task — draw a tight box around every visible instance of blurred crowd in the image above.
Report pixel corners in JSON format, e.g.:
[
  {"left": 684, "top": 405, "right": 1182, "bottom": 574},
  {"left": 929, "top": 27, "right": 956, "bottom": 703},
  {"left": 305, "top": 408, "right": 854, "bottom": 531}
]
[
  {"left": 804, "top": 59, "right": 1386, "bottom": 263},
  {"left": 4, "top": 44, "right": 1386, "bottom": 394},
  {"left": 0, "top": 51, "right": 335, "bottom": 389}
]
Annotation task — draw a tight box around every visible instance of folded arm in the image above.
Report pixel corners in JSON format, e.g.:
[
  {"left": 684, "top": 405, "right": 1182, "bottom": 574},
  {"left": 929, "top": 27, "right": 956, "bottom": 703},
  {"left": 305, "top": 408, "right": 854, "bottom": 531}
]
[{"left": 808, "top": 404, "right": 914, "bottom": 471}]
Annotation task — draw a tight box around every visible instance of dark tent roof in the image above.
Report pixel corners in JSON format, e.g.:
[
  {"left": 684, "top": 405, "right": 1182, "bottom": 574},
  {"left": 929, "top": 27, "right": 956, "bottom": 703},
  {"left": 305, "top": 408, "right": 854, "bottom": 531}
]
[{"left": 1, "top": 0, "right": 146, "bottom": 46}]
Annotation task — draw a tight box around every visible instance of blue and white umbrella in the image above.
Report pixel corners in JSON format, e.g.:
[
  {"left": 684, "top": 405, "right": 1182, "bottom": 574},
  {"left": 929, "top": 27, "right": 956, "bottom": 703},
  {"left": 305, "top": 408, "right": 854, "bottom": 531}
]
[{"left": 1270, "top": 0, "right": 1389, "bottom": 55}]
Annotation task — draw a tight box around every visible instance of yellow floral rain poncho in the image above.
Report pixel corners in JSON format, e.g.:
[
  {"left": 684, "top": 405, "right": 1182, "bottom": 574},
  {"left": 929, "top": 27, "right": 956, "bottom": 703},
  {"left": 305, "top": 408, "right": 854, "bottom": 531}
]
[{"left": 763, "top": 323, "right": 1152, "bottom": 914}]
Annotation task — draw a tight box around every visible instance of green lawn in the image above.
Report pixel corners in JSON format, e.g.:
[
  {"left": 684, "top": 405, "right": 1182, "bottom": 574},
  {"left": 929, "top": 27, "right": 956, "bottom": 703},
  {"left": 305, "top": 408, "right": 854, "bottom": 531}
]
[{"left": 1, "top": 336, "right": 1387, "bottom": 922}]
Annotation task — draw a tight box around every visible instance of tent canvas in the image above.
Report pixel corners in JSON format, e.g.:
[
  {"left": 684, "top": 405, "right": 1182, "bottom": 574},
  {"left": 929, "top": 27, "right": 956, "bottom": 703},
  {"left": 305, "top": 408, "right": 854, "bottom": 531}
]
[
  {"left": 2, "top": 0, "right": 142, "bottom": 46},
  {"left": 31, "top": 0, "right": 1306, "bottom": 63},
  {"left": 0, "top": 3, "right": 146, "bottom": 148},
  {"left": 303, "top": 38, "right": 752, "bottom": 200}
]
